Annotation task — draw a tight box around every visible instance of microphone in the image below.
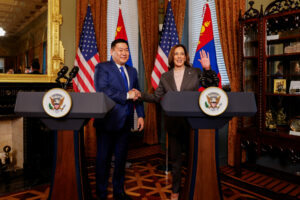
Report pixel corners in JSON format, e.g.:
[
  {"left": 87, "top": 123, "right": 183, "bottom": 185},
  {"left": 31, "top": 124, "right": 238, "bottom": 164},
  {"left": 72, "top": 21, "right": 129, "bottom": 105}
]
[
  {"left": 56, "top": 66, "right": 69, "bottom": 84},
  {"left": 63, "top": 66, "right": 79, "bottom": 89},
  {"left": 68, "top": 66, "right": 79, "bottom": 79}
]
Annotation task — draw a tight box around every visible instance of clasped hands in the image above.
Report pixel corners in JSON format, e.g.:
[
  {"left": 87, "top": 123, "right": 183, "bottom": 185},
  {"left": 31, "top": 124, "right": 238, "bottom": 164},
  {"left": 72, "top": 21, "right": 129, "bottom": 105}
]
[{"left": 128, "top": 88, "right": 141, "bottom": 101}]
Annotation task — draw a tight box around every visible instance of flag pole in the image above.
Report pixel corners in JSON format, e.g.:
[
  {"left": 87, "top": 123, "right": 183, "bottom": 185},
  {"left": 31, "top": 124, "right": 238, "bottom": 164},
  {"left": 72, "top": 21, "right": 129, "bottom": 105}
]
[
  {"left": 152, "top": 0, "right": 179, "bottom": 174},
  {"left": 165, "top": 131, "right": 169, "bottom": 174}
]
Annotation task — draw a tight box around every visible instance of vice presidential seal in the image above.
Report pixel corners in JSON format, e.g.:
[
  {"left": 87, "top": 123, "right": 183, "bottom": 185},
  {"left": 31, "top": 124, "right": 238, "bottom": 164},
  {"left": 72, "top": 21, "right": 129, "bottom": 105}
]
[
  {"left": 42, "top": 88, "right": 72, "bottom": 118},
  {"left": 199, "top": 87, "right": 228, "bottom": 116}
]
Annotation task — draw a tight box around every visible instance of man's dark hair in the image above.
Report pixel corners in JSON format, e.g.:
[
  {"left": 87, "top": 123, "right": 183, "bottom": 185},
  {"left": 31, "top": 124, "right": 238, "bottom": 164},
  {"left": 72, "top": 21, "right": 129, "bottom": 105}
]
[
  {"left": 111, "top": 39, "right": 128, "bottom": 49},
  {"left": 31, "top": 59, "right": 40, "bottom": 70}
]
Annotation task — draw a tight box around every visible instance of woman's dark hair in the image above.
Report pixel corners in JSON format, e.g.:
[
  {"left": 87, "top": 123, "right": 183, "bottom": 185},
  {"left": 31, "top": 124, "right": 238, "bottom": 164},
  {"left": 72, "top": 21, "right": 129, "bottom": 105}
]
[{"left": 168, "top": 44, "right": 191, "bottom": 69}]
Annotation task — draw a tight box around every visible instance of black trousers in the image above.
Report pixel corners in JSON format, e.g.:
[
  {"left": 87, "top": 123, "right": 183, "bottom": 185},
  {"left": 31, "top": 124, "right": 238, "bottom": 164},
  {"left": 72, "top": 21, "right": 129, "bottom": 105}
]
[{"left": 165, "top": 116, "right": 190, "bottom": 193}]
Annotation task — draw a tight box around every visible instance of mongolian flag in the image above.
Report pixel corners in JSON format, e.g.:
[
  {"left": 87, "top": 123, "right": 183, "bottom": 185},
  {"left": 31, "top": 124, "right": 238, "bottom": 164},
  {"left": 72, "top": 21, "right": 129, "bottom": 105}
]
[
  {"left": 114, "top": 8, "right": 133, "bottom": 67},
  {"left": 193, "top": 3, "right": 222, "bottom": 91}
]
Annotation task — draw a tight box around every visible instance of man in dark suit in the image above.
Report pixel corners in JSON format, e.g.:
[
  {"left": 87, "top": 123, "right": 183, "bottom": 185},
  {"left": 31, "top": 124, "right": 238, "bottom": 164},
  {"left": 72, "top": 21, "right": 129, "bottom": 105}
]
[
  {"left": 30, "top": 58, "right": 41, "bottom": 74},
  {"left": 94, "top": 39, "right": 145, "bottom": 200}
]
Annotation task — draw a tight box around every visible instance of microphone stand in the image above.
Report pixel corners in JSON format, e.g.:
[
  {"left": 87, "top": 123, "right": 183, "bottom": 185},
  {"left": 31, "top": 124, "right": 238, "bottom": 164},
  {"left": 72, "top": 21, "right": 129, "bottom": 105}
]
[
  {"left": 63, "top": 67, "right": 79, "bottom": 90},
  {"left": 55, "top": 66, "right": 79, "bottom": 90},
  {"left": 56, "top": 66, "right": 69, "bottom": 89}
]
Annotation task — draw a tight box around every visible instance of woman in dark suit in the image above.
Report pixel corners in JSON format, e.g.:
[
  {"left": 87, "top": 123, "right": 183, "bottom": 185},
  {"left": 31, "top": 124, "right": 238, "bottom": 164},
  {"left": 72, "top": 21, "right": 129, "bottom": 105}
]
[{"left": 136, "top": 44, "right": 219, "bottom": 200}]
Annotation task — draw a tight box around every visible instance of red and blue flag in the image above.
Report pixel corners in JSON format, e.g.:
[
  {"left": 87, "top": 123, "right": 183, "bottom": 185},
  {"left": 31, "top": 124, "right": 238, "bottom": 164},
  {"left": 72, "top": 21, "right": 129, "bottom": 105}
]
[
  {"left": 193, "top": 3, "right": 222, "bottom": 90},
  {"left": 114, "top": 8, "right": 133, "bottom": 67}
]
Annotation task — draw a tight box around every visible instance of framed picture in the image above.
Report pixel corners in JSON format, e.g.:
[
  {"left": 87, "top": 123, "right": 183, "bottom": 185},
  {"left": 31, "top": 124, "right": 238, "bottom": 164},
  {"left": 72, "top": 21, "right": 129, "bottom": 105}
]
[
  {"left": 289, "top": 80, "right": 300, "bottom": 94},
  {"left": 268, "top": 60, "right": 281, "bottom": 75},
  {"left": 290, "top": 61, "right": 300, "bottom": 75},
  {"left": 273, "top": 79, "right": 286, "bottom": 94}
]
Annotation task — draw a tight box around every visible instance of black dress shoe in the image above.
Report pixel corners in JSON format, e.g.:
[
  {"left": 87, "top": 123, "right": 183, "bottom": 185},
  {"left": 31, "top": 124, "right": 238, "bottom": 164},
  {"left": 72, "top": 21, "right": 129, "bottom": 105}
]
[
  {"left": 113, "top": 192, "right": 132, "bottom": 200},
  {"left": 95, "top": 195, "right": 107, "bottom": 200},
  {"left": 96, "top": 197, "right": 107, "bottom": 200},
  {"left": 95, "top": 191, "right": 107, "bottom": 200}
]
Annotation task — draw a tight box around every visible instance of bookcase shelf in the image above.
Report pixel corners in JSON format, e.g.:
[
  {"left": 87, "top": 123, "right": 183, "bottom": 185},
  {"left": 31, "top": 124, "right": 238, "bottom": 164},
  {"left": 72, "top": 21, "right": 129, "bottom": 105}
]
[{"left": 237, "top": 0, "right": 300, "bottom": 176}]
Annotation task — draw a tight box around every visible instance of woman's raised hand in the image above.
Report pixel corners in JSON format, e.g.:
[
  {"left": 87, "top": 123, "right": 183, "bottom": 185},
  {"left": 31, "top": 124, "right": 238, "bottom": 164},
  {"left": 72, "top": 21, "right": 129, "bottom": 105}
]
[{"left": 198, "top": 49, "right": 211, "bottom": 70}]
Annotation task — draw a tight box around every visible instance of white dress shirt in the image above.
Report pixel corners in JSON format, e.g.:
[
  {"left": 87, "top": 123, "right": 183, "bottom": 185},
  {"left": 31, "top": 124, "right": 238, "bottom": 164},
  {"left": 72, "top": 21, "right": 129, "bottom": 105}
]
[{"left": 116, "top": 63, "right": 130, "bottom": 99}]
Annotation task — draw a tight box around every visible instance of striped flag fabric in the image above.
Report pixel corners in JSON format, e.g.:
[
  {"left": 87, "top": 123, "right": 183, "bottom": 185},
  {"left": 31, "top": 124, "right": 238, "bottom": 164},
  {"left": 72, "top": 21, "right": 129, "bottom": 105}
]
[
  {"left": 73, "top": 5, "right": 100, "bottom": 92},
  {"left": 114, "top": 8, "right": 133, "bottom": 67},
  {"left": 193, "top": 3, "right": 222, "bottom": 91},
  {"left": 151, "top": 1, "right": 179, "bottom": 90}
]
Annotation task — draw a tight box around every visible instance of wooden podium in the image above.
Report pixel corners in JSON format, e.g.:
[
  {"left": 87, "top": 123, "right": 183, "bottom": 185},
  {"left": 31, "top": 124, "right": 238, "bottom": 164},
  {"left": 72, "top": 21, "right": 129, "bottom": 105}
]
[
  {"left": 160, "top": 91, "right": 256, "bottom": 200},
  {"left": 15, "top": 92, "right": 115, "bottom": 200}
]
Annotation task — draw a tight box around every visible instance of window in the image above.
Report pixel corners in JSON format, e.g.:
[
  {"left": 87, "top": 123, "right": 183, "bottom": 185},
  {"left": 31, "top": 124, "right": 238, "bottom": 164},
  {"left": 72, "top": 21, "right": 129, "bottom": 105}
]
[{"left": 107, "top": 0, "right": 139, "bottom": 72}]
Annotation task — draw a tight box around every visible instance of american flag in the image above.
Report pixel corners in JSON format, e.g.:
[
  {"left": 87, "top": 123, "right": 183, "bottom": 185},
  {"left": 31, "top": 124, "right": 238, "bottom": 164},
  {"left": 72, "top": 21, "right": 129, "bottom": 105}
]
[
  {"left": 73, "top": 5, "right": 100, "bottom": 92},
  {"left": 151, "top": 1, "right": 179, "bottom": 90}
]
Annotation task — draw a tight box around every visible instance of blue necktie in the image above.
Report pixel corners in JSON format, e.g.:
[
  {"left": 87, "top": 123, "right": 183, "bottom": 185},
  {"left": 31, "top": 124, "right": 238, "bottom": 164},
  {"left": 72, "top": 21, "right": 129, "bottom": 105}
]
[{"left": 120, "top": 66, "right": 129, "bottom": 91}]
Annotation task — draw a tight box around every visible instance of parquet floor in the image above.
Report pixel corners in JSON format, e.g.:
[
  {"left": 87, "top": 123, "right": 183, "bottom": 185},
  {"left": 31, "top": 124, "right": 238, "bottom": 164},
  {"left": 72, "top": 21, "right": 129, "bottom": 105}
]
[
  {"left": 0, "top": 158, "right": 267, "bottom": 200},
  {"left": 0, "top": 145, "right": 299, "bottom": 200},
  {"left": 88, "top": 155, "right": 271, "bottom": 200},
  {"left": 220, "top": 166, "right": 300, "bottom": 200}
]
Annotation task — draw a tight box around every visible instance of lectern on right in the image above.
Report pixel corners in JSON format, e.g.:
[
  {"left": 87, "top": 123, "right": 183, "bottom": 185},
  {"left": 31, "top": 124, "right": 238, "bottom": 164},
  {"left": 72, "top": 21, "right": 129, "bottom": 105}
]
[{"left": 160, "top": 91, "right": 256, "bottom": 200}]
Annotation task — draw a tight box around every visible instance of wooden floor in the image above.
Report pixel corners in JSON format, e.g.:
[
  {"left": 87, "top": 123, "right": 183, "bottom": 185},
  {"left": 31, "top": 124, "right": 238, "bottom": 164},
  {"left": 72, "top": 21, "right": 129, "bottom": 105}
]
[
  {"left": 220, "top": 166, "right": 300, "bottom": 200},
  {"left": 0, "top": 145, "right": 300, "bottom": 200}
]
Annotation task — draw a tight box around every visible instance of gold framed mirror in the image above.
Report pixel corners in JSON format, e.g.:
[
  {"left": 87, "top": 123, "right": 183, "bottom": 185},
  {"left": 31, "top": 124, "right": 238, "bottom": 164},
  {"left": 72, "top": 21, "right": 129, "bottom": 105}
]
[{"left": 0, "top": 0, "right": 64, "bottom": 83}]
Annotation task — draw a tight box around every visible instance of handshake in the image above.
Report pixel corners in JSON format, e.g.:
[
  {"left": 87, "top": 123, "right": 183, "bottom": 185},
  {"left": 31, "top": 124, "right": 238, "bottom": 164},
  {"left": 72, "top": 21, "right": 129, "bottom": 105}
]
[{"left": 128, "top": 88, "right": 141, "bottom": 101}]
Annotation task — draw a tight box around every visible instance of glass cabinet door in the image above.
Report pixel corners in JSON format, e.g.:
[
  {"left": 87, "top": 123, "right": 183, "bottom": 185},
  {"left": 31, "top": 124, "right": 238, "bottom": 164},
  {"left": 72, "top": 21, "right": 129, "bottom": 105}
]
[
  {"left": 242, "top": 21, "right": 259, "bottom": 128},
  {"left": 243, "top": 21, "right": 259, "bottom": 93},
  {"left": 264, "top": 14, "right": 300, "bottom": 135}
]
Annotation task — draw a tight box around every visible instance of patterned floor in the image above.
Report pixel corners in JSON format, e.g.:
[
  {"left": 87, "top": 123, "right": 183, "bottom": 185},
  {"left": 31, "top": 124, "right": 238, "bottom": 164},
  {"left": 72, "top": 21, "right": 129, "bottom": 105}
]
[
  {"left": 0, "top": 184, "right": 49, "bottom": 200},
  {"left": 0, "top": 145, "right": 299, "bottom": 200},
  {"left": 0, "top": 161, "right": 267, "bottom": 200},
  {"left": 88, "top": 155, "right": 273, "bottom": 200}
]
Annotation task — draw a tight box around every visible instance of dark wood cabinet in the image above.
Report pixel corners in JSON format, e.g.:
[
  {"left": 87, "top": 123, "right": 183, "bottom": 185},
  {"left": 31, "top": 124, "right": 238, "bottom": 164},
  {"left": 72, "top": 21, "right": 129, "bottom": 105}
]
[
  {"left": 0, "top": 82, "right": 58, "bottom": 185},
  {"left": 237, "top": 0, "right": 300, "bottom": 177}
]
